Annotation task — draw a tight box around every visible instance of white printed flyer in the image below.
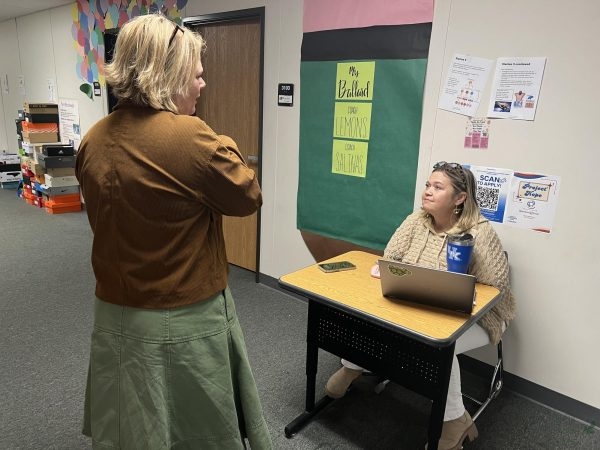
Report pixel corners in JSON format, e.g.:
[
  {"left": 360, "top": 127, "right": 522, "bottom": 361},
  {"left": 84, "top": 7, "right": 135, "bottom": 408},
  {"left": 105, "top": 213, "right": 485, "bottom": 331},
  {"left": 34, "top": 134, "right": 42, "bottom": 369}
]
[
  {"left": 504, "top": 172, "right": 560, "bottom": 233},
  {"left": 487, "top": 56, "right": 546, "bottom": 121},
  {"left": 58, "top": 98, "right": 81, "bottom": 150},
  {"left": 438, "top": 54, "right": 493, "bottom": 117}
]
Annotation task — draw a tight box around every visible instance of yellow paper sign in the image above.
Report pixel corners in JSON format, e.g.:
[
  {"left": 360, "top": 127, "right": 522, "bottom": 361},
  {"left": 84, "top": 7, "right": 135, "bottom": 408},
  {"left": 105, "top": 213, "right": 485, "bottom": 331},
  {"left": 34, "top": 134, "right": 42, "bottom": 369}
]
[
  {"left": 334, "top": 102, "right": 372, "bottom": 140},
  {"left": 332, "top": 139, "right": 368, "bottom": 178},
  {"left": 336, "top": 62, "right": 375, "bottom": 101}
]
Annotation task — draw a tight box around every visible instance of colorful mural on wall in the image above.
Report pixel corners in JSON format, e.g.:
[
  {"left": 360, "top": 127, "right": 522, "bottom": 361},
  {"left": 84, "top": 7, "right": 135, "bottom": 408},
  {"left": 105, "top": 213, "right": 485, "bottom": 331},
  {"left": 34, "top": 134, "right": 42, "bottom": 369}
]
[{"left": 71, "top": 0, "right": 188, "bottom": 99}]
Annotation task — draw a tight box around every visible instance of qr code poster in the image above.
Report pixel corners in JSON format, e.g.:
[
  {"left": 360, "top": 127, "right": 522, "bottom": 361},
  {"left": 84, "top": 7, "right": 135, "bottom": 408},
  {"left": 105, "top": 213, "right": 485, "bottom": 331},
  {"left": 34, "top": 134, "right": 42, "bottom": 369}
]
[
  {"left": 466, "top": 165, "right": 513, "bottom": 223},
  {"left": 503, "top": 173, "right": 561, "bottom": 233}
]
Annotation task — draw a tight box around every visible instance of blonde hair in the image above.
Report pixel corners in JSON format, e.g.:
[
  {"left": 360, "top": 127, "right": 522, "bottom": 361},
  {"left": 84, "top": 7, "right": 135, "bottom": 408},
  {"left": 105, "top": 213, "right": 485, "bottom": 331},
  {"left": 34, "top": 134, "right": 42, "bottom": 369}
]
[
  {"left": 434, "top": 163, "right": 481, "bottom": 230},
  {"left": 105, "top": 14, "right": 205, "bottom": 114}
]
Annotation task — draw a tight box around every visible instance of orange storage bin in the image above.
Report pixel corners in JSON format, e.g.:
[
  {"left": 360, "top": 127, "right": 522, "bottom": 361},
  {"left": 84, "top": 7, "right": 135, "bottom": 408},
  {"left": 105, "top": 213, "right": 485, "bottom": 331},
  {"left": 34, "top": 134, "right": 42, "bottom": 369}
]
[
  {"left": 21, "top": 122, "right": 59, "bottom": 133},
  {"left": 45, "top": 202, "right": 81, "bottom": 214},
  {"left": 45, "top": 193, "right": 81, "bottom": 205}
]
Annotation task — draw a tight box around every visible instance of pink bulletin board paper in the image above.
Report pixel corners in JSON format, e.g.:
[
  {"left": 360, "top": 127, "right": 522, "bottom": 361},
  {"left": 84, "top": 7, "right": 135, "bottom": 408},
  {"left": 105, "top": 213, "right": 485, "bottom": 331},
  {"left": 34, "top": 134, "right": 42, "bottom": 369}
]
[{"left": 303, "top": 0, "right": 434, "bottom": 32}]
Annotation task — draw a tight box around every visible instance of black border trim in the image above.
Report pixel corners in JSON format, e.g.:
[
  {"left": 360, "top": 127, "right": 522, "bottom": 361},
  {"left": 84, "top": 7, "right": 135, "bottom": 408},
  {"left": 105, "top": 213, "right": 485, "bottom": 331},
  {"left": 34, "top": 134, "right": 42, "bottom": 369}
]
[{"left": 301, "top": 23, "right": 432, "bottom": 61}]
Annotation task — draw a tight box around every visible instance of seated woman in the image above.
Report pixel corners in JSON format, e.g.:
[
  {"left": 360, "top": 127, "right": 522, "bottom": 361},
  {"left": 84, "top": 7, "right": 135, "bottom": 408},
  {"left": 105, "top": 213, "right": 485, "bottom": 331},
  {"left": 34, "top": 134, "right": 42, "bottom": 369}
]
[{"left": 324, "top": 162, "right": 516, "bottom": 450}]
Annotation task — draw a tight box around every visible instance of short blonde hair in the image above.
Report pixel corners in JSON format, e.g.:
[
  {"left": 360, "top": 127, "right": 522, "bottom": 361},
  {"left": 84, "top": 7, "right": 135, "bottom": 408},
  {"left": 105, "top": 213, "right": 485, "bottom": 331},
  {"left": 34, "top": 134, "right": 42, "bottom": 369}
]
[{"left": 105, "top": 14, "right": 205, "bottom": 114}]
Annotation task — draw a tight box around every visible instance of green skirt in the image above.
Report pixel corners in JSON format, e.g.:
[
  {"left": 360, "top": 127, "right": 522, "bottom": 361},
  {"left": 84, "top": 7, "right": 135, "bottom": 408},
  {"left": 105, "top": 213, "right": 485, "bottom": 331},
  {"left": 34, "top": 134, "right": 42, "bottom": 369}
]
[{"left": 82, "top": 287, "right": 272, "bottom": 450}]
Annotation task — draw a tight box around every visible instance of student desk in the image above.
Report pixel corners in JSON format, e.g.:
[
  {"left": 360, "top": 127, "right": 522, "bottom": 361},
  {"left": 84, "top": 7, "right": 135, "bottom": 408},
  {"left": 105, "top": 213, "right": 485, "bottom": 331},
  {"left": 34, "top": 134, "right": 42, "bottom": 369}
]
[{"left": 279, "top": 250, "right": 502, "bottom": 450}]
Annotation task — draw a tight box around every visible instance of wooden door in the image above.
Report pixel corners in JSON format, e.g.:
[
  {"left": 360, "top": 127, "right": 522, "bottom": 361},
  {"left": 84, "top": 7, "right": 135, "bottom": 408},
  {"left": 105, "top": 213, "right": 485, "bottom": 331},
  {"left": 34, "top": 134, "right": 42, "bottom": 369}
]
[{"left": 189, "top": 17, "right": 262, "bottom": 271}]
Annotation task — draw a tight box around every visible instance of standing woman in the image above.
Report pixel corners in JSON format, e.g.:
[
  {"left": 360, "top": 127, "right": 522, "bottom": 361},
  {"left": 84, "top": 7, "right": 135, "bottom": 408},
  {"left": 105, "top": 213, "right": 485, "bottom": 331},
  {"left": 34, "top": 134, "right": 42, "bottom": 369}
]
[
  {"left": 76, "top": 14, "right": 272, "bottom": 449},
  {"left": 325, "top": 162, "right": 516, "bottom": 450}
]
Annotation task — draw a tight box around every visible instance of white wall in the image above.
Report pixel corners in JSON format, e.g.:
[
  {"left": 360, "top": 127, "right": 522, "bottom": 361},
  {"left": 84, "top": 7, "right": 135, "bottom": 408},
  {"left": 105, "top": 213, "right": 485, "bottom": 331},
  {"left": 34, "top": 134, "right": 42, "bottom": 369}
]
[
  {"left": 0, "top": 4, "right": 107, "bottom": 154},
  {"left": 0, "top": 18, "right": 23, "bottom": 153},
  {"left": 0, "top": 0, "right": 598, "bottom": 412},
  {"left": 421, "top": 0, "right": 600, "bottom": 409}
]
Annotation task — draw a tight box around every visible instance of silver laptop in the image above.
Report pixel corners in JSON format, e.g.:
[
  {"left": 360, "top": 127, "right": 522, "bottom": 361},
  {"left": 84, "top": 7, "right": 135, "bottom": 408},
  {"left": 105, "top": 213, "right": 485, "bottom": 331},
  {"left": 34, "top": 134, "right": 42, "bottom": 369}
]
[{"left": 378, "top": 259, "right": 476, "bottom": 314}]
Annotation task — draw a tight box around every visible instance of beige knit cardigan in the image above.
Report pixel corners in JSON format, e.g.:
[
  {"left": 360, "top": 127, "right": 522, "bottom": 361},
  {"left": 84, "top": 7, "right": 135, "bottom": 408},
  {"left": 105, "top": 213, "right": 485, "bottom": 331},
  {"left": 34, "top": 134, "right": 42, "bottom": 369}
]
[{"left": 383, "top": 211, "right": 516, "bottom": 345}]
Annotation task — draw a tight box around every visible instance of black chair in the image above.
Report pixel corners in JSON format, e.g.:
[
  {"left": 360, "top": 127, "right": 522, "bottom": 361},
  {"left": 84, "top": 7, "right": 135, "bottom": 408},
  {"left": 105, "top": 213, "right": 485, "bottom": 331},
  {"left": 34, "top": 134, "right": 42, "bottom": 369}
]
[
  {"left": 462, "top": 339, "right": 503, "bottom": 421},
  {"left": 462, "top": 250, "right": 508, "bottom": 420}
]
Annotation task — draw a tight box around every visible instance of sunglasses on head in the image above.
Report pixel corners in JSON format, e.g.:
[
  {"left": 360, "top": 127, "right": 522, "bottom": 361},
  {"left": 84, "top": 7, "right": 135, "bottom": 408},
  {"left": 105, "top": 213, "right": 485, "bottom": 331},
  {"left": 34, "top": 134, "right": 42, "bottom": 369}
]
[
  {"left": 433, "top": 161, "right": 467, "bottom": 183},
  {"left": 433, "top": 161, "right": 462, "bottom": 170},
  {"left": 168, "top": 22, "right": 185, "bottom": 47}
]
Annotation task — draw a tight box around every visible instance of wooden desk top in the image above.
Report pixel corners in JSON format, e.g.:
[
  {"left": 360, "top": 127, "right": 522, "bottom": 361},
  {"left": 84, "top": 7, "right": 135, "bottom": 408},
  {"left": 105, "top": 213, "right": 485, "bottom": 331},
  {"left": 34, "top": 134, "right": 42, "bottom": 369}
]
[{"left": 279, "top": 250, "right": 501, "bottom": 346}]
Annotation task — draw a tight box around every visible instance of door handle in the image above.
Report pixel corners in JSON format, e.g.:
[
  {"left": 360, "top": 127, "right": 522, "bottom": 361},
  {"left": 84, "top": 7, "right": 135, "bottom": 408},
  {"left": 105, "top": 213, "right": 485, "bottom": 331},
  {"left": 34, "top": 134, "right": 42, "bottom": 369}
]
[{"left": 247, "top": 155, "right": 259, "bottom": 163}]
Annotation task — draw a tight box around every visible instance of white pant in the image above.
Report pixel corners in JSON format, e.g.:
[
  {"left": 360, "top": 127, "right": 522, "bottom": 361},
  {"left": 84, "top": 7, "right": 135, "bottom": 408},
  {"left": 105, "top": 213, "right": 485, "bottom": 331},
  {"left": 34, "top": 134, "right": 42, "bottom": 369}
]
[{"left": 342, "top": 323, "right": 498, "bottom": 421}]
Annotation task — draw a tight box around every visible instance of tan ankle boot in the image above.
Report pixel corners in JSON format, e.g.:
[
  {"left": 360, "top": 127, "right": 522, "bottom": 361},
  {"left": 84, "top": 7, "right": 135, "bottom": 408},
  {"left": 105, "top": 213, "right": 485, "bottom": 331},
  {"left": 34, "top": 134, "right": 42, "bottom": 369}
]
[
  {"left": 325, "top": 367, "right": 363, "bottom": 399},
  {"left": 426, "top": 411, "right": 478, "bottom": 450}
]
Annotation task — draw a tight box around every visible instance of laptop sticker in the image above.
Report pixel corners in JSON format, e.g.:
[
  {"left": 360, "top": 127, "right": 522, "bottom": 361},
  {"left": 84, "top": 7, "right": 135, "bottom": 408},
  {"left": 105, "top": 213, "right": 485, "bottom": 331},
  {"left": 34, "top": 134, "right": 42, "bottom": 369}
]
[{"left": 388, "top": 265, "right": 411, "bottom": 277}]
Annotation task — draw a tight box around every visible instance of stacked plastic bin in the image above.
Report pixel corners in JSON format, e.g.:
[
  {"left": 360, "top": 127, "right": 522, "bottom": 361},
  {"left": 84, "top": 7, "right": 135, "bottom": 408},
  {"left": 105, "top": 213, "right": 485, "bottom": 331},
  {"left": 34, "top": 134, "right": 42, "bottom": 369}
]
[
  {"left": 38, "top": 144, "right": 81, "bottom": 214},
  {"left": 17, "top": 103, "right": 82, "bottom": 214},
  {"left": 0, "top": 152, "right": 22, "bottom": 189},
  {"left": 19, "top": 103, "right": 60, "bottom": 207},
  {"left": 22, "top": 103, "right": 60, "bottom": 144}
]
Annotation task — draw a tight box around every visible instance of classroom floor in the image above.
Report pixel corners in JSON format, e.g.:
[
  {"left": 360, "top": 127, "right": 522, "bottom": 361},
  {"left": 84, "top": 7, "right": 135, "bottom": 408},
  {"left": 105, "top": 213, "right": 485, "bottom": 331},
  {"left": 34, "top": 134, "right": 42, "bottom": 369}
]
[{"left": 1, "top": 187, "right": 598, "bottom": 449}]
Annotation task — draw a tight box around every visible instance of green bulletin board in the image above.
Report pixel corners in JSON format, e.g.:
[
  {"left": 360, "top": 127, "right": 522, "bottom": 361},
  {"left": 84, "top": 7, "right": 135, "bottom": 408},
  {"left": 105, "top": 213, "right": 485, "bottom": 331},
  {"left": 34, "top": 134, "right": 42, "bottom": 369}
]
[{"left": 298, "top": 53, "right": 430, "bottom": 249}]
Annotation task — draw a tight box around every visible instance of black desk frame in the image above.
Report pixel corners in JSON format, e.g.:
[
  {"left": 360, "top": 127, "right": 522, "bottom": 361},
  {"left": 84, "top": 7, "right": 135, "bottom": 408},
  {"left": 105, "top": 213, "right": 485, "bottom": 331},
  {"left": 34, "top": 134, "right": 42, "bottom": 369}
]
[{"left": 284, "top": 299, "right": 455, "bottom": 450}]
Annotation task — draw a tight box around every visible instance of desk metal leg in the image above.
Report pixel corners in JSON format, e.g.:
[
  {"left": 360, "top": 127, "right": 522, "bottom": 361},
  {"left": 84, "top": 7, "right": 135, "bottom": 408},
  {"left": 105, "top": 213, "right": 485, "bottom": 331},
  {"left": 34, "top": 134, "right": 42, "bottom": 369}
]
[
  {"left": 284, "top": 395, "right": 335, "bottom": 438},
  {"left": 303, "top": 338, "right": 318, "bottom": 411},
  {"left": 284, "top": 301, "right": 335, "bottom": 438},
  {"left": 427, "top": 343, "right": 456, "bottom": 450}
]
